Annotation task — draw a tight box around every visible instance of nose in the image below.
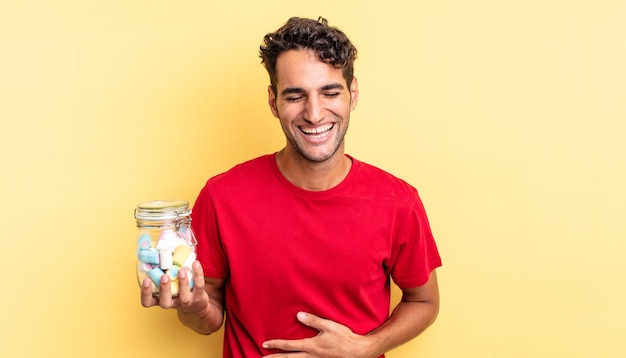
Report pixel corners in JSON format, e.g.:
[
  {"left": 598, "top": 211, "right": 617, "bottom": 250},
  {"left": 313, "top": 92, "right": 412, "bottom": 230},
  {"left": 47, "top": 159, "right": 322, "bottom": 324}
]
[{"left": 303, "top": 95, "right": 324, "bottom": 123}]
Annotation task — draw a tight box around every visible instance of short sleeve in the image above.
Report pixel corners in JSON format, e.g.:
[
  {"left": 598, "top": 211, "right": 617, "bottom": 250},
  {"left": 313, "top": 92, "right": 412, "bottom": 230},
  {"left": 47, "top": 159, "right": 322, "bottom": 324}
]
[
  {"left": 388, "top": 191, "right": 442, "bottom": 288},
  {"left": 191, "top": 182, "right": 230, "bottom": 279}
]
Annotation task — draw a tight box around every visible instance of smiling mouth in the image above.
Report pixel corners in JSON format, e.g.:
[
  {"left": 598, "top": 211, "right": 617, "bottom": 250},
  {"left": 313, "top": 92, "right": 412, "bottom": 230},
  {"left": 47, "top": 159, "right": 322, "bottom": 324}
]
[{"left": 300, "top": 123, "right": 334, "bottom": 137}]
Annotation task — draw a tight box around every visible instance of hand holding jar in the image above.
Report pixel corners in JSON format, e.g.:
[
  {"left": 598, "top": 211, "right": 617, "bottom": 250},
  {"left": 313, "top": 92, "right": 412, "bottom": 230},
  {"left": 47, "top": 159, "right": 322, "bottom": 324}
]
[{"left": 134, "top": 200, "right": 197, "bottom": 297}]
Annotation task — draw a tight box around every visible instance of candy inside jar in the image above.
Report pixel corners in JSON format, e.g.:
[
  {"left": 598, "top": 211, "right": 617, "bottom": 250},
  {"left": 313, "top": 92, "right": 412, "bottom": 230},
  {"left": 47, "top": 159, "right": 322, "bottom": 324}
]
[{"left": 134, "top": 200, "right": 197, "bottom": 297}]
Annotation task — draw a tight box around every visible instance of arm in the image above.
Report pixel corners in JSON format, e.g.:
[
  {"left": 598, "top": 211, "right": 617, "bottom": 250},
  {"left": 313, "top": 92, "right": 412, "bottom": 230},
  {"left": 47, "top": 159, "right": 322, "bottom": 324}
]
[
  {"left": 141, "top": 260, "right": 226, "bottom": 335},
  {"left": 366, "top": 269, "right": 440, "bottom": 356},
  {"left": 262, "top": 269, "right": 440, "bottom": 358}
]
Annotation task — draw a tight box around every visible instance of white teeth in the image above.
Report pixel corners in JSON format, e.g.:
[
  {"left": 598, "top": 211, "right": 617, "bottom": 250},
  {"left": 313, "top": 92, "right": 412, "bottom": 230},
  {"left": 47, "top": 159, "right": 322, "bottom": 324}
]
[{"left": 301, "top": 124, "right": 333, "bottom": 134}]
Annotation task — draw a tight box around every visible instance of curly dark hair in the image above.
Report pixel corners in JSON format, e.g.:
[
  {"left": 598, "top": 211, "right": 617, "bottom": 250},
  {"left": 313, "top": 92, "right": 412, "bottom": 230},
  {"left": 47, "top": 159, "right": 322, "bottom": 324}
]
[{"left": 260, "top": 17, "right": 358, "bottom": 95}]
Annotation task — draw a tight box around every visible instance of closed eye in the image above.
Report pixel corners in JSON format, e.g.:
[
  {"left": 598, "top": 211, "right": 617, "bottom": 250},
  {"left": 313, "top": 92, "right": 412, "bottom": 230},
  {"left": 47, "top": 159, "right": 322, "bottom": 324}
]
[{"left": 284, "top": 95, "right": 304, "bottom": 102}]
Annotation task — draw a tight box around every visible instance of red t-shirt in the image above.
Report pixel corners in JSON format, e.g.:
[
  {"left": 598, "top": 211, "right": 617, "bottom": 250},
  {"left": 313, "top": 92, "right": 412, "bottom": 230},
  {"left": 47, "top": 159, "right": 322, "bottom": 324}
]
[{"left": 192, "top": 154, "right": 441, "bottom": 357}]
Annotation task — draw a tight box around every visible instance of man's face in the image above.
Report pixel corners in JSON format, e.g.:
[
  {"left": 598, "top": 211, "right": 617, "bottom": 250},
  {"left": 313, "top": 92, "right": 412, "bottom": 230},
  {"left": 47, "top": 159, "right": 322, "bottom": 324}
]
[{"left": 268, "top": 49, "right": 358, "bottom": 163}]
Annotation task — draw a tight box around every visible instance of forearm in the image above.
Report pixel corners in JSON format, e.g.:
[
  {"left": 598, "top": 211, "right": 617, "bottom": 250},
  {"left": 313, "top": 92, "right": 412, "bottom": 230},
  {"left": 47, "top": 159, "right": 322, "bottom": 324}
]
[
  {"left": 365, "top": 270, "right": 440, "bottom": 357},
  {"left": 366, "top": 299, "right": 439, "bottom": 356}
]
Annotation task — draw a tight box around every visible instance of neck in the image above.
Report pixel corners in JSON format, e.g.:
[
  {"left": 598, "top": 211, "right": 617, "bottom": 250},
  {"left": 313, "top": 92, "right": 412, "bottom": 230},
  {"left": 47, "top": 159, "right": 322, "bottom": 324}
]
[{"left": 275, "top": 147, "right": 352, "bottom": 191}]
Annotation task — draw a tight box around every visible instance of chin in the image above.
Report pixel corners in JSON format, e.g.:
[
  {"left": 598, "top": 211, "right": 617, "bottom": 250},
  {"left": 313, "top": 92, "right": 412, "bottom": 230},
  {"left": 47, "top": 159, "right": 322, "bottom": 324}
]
[{"left": 302, "top": 148, "right": 342, "bottom": 163}]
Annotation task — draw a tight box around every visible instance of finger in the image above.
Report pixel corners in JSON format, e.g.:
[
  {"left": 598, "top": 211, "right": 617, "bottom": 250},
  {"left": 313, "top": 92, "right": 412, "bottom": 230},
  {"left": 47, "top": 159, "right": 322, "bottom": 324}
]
[
  {"left": 140, "top": 278, "right": 158, "bottom": 307},
  {"left": 262, "top": 353, "right": 307, "bottom": 358},
  {"left": 177, "top": 265, "right": 194, "bottom": 304},
  {"left": 191, "top": 260, "right": 205, "bottom": 291},
  {"left": 158, "top": 274, "right": 174, "bottom": 308},
  {"left": 262, "top": 339, "right": 307, "bottom": 353},
  {"left": 296, "top": 311, "right": 328, "bottom": 332}
]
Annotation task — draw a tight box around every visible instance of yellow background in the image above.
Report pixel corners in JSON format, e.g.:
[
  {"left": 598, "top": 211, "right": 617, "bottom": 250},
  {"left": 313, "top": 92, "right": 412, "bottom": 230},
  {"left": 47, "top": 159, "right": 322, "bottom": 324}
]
[{"left": 1, "top": 1, "right": 625, "bottom": 357}]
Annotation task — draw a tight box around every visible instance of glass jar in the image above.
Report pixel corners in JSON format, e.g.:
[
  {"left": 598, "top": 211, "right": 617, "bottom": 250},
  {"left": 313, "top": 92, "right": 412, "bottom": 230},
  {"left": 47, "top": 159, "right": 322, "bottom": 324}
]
[{"left": 134, "top": 200, "right": 197, "bottom": 297}]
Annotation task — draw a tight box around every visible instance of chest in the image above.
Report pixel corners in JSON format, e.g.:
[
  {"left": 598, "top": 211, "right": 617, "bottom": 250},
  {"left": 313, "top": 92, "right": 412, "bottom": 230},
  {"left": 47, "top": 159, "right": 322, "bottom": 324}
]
[{"left": 217, "top": 194, "right": 398, "bottom": 283}]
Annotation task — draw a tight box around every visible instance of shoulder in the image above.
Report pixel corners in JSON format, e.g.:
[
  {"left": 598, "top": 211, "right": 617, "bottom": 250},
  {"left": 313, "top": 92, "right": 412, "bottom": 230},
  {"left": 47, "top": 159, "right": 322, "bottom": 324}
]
[
  {"left": 198, "top": 154, "right": 275, "bottom": 197},
  {"left": 210, "top": 154, "right": 272, "bottom": 184},
  {"left": 351, "top": 157, "right": 419, "bottom": 198}
]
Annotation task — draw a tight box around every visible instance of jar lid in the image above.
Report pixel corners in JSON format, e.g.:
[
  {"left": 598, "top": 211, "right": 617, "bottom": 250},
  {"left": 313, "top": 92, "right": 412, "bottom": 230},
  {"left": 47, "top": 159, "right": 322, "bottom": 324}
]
[{"left": 134, "top": 200, "right": 191, "bottom": 221}]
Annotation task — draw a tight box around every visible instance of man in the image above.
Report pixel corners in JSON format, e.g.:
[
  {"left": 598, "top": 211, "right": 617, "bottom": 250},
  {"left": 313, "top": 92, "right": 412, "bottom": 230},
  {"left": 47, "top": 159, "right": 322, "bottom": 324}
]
[{"left": 141, "top": 17, "right": 442, "bottom": 358}]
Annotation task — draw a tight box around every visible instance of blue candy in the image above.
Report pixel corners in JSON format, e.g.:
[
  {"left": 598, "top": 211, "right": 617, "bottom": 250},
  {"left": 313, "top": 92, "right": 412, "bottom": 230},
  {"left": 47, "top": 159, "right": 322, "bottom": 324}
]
[
  {"left": 137, "top": 233, "right": 152, "bottom": 250},
  {"left": 138, "top": 249, "right": 160, "bottom": 265},
  {"left": 148, "top": 267, "right": 165, "bottom": 287}
]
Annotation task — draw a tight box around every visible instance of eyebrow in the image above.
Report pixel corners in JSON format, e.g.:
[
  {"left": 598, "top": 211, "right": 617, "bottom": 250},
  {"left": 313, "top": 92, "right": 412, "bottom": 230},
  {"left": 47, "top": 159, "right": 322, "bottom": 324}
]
[
  {"left": 280, "top": 82, "right": 345, "bottom": 96},
  {"left": 281, "top": 87, "right": 305, "bottom": 96},
  {"left": 321, "top": 83, "right": 345, "bottom": 91}
]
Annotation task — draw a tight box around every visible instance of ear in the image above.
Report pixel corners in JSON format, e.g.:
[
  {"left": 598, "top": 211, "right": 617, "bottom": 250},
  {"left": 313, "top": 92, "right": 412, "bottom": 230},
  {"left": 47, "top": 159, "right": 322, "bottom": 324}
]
[
  {"left": 268, "top": 85, "right": 279, "bottom": 118},
  {"left": 349, "top": 77, "right": 359, "bottom": 111}
]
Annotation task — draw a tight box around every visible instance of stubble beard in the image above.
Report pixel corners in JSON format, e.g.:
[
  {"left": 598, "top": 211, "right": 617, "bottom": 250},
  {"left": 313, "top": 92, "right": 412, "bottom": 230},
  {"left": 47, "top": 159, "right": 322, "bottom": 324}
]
[{"left": 286, "top": 124, "right": 348, "bottom": 163}]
